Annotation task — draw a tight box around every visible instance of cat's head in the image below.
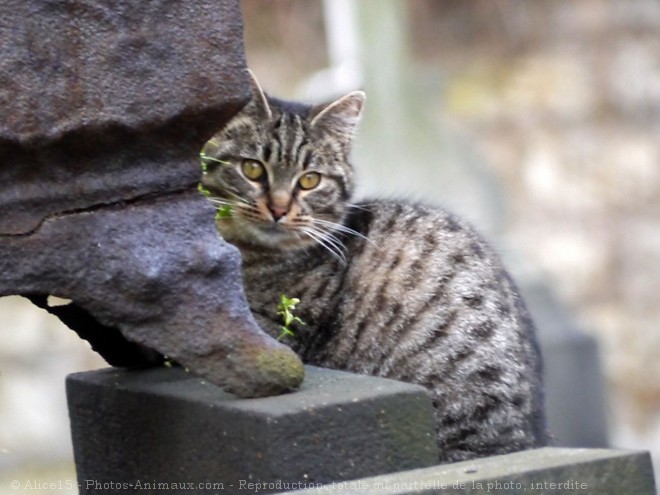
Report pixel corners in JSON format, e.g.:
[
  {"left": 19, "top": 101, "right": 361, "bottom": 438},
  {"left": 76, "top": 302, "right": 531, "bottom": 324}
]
[{"left": 200, "top": 71, "right": 365, "bottom": 254}]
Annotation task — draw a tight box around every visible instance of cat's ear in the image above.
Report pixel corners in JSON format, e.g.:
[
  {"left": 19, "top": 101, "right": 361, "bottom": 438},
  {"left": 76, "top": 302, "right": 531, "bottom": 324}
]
[
  {"left": 246, "top": 69, "right": 273, "bottom": 119},
  {"left": 310, "top": 91, "right": 365, "bottom": 139}
]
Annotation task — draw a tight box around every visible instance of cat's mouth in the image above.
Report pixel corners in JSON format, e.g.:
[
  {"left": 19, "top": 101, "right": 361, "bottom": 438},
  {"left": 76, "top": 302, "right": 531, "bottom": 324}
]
[
  {"left": 257, "top": 221, "right": 295, "bottom": 236},
  {"left": 244, "top": 199, "right": 313, "bottom": 241},
  {"left": 226, "top": 207, "right": 313, "bottom": 250},
  {"left": 246, "top": 222, "right": 314, "bottom": 250},
  {"left": 216, "top": 200, "right": 349, "bottom": 259}
]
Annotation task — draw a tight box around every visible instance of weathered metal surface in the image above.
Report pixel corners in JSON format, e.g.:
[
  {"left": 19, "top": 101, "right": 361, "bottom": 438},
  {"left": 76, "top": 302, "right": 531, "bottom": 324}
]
[
  {"left": 0, "top": 0, "right": 246, "bottom": 236},
  {"left": 0, "top": 0, "right": 304, "bottom": 397}
]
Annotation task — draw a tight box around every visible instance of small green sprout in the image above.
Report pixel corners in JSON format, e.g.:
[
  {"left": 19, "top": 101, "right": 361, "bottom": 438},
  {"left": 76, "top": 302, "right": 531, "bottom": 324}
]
[
  {"left": 215, "top": 204, "right": 233, "bottom": 220},
  {"left": 276, "top": 294, "right": 305, "bottom": 341},
  {"left": 199, "top": 149, "right": 233, "bottom": 219},
  {"left": 197, "top": 183, "right": 212, "bottom": 197},
  {"left": 199, "top": 151, "right": 230, "bottom": 171}
]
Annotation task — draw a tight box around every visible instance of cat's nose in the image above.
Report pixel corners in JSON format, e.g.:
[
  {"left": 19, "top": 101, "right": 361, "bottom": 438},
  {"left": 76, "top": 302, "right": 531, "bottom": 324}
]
[
  {"left": 268, "top": 191, "right": 290, "bottom": 222},
  {"left": 268, "top": 205, "right": 288, "bottom": 222}
]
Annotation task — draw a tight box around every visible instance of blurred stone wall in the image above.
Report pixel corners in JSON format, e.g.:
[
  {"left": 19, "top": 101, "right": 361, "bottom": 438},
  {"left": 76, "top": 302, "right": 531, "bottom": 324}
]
[
  {"left": 409, "top": 0, "right": 660, "bottom": 454},
  {"left": 0, "top": 296, "right": 104, "bottom": 490}
]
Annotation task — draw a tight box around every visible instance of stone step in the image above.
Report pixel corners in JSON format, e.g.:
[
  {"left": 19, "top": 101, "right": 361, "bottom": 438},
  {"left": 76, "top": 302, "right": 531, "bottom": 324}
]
[
  {"left": 284, "top": 447, "right": 656, "bottom": 494},
  {"left": 67, "top": 366, "right": 656, "bottom": 495},
  {"left": 67, "top": 366, "right": 438, "bottom": 494}
]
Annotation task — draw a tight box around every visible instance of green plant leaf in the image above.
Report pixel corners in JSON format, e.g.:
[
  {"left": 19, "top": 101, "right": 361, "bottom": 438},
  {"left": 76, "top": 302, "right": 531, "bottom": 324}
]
[
  {"left": 277, "top": 326, "right": 296, "bottom": 341},
  {"left": 215, "top": 205, "right": 232, "bottom": 220},
  {"left": 197, "top": 183, "right": 212, "bottom": 197},
  {"left": 276, "top": 294, "right": 305, "bottom": 340}
]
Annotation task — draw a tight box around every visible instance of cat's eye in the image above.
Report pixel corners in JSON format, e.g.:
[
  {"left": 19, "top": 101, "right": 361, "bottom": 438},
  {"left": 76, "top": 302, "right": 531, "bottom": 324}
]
[
  {"left": 241, "top": 159, "right": 265, "bottom": 181},
  {"left": 298, "top": 172, "right": 321, "bottom": 190}
]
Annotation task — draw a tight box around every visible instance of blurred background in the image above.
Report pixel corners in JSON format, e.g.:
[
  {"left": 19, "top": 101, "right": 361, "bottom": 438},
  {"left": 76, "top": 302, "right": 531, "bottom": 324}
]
[{"left": 1, "top": 0, "right": 658, "bottom": 491}]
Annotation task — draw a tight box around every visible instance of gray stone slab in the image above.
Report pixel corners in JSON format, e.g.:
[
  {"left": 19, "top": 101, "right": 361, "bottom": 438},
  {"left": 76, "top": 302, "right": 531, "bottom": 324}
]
[
  {"left": 285, "top": 447, "right": 656, "bottom": 495},
  {"left": 67, "top": 366, "right": 439, "bottom": 494}
]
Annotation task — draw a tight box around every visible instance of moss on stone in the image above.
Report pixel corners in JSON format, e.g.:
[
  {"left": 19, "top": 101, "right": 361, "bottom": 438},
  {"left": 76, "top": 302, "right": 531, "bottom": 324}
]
[{"left": 255, "top": 347, "right": 305, "bottom": 394}]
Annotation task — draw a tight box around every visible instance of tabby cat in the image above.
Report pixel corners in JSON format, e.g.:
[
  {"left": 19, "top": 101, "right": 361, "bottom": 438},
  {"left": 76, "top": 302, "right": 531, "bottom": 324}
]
[{"left": 200, "top": 72, "right": 547, "bottom": 463}]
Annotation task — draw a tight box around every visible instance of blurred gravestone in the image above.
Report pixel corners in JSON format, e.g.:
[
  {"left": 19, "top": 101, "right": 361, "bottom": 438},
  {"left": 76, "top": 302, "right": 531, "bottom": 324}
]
[{"left": 522, "top": 284, "right": 609, "bottom": 448}]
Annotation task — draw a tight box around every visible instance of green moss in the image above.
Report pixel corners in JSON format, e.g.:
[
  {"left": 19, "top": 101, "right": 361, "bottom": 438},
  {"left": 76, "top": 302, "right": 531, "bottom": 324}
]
[{"left": 255, "top": 347, "right": 305, "bottom": 392}]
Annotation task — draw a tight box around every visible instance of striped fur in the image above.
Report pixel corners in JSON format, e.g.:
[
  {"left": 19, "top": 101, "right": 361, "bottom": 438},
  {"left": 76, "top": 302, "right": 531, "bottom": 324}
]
[{"left": 201, "top": 74, "right": 547, "bottom": 463}]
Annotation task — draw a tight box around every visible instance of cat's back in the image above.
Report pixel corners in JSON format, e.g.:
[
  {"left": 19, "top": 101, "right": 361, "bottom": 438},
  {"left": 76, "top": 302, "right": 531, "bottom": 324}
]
[
  {"left": 308, "top": 199, "right": 545, "bottom": 460},
  {"left": 345, "top": 199, "right": 497, "bottom": 299},
  {"left": 316, "top": 199, "right": 539, "bottom": 371}
]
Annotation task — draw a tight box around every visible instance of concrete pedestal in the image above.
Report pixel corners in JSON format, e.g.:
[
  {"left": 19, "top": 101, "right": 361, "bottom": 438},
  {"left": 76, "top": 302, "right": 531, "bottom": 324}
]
[{"left": 67, "top": 366, "right": 438, "bottom": 493}]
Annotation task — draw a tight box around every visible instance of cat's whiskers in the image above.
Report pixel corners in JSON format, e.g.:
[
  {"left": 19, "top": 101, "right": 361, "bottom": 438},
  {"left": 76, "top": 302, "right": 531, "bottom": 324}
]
[
  {"left": 311, "top": 218, "right": 373, "bottom": 244},
  {"left": 304, "top": 232, "right": 346, "bottom": 264},
  {"left": 221, "top": 189, "right": 252, "bottom": 205},
  {"left": 206, "top": 198, "right": 234, "bottom": 207},
  {"left": 301, "top": 226, "right": 347, "bottom": 264},
  {"left": 236, "top": 206, "right": 266, "bottom": 223},
  {"left": 304, "top": 223, "right": 347, "bottom": 251},
  {"left": 346, "top": 202, "right": 374, "bottom": 212},
  {"left": 207, "top": 191, "right": 266, "bottom": 223}
]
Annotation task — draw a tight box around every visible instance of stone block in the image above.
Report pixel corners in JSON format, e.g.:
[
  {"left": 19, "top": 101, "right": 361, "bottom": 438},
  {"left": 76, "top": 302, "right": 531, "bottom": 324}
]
[
  {"left": 67, "top": 366, "right": 438, "bottom": 494},
  {"left": 286, "top": 447, "right": 656, "bottom": 495}
]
